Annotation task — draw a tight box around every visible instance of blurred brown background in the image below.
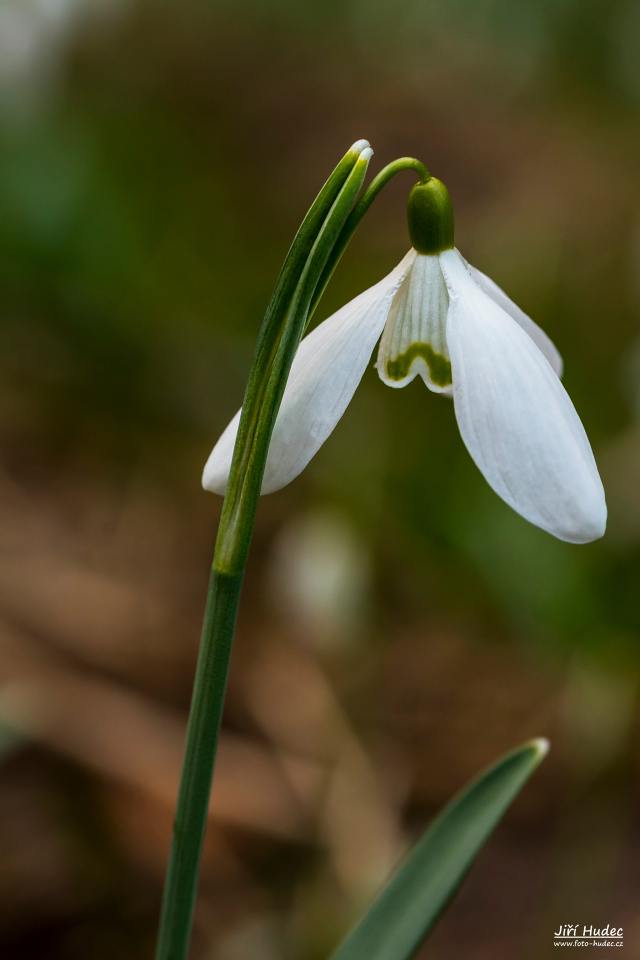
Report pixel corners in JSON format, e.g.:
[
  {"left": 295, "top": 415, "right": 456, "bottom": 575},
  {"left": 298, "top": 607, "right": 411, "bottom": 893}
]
[{"left": 1, "top": 1, "right": 639, "bottom": 958}]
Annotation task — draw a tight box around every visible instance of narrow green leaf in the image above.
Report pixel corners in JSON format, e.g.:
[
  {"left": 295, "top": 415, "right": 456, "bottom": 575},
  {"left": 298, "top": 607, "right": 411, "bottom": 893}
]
[
  {"left": 215, "top": 145, "right": 372, "bottom": 576},
  {"left": 331, "top": 738, "right": 549, "bottom": 960}
]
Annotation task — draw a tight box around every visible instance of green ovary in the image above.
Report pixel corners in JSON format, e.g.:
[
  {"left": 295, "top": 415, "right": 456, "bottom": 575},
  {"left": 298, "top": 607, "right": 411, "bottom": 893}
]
[{"left": 385, "top": 342, "right": 452, "bottom": 386}]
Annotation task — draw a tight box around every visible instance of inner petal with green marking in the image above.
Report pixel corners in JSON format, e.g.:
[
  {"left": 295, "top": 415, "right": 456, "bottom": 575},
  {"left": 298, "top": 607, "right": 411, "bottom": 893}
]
[{"left": 376, "top": 253, "right": 452, "bottom": 393}]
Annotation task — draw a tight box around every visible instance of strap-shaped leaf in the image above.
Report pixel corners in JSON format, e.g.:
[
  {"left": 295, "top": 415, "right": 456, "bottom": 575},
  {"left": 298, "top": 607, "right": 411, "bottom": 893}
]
[{"left": 331, "top": 738, "right": 548, "bottom": 960}]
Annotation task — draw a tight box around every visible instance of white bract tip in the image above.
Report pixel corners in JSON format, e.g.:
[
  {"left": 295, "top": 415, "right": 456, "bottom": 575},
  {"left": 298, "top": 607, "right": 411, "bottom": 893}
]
[
  {"left": 349, "top": 139, "right": 370, "bottom": 154},
  {"left": 531, "top": 737, "right": 550, "bottom": 757},
  {"left": 358, "top": 146, "right": 374, "bottom": 163}
]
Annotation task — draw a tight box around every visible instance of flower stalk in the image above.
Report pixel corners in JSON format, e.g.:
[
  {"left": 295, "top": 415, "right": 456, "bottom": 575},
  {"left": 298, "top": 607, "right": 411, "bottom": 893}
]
[{"left": 310, "top": 156, "right": 430, "bottom": 319}]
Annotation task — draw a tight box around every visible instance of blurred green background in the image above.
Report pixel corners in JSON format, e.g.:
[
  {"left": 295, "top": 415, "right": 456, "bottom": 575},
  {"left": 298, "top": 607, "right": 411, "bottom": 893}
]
[{"left": 0, "top": 1, "right": 639, "bottom": 958}]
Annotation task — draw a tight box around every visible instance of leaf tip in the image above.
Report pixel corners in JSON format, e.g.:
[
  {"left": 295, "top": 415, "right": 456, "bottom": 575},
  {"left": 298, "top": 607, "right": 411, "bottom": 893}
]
[{"left": 530, "top": 736, "right": 550, "bottom": 758}]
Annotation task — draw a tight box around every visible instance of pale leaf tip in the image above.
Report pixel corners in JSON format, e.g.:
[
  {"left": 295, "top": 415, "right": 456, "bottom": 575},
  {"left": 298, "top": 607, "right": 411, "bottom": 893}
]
[{"left": 530, "top": 737, "right": 550, "bottom": 758}]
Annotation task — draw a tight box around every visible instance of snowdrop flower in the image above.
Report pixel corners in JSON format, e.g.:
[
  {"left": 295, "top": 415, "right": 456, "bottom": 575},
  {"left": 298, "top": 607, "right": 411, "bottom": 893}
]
[{"left": 204, "top": 177, "right": 606, "bottom": 544}]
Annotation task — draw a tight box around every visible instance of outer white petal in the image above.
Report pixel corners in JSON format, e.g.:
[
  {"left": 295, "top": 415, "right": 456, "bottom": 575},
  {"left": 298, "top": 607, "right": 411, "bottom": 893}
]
[
  {"left": 464, "top": 258, "right": 563, "bottom": 377},
  {"left": 440, "top": 249, "right": 606, "bottom": 543},
  {"left": 203, "top": 251, "right": 416, "bottom": 495}
]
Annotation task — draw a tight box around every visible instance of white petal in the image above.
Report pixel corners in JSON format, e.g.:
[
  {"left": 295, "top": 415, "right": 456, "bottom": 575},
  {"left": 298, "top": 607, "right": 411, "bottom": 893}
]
[
  {"left": 203, "top": 251, "right": 416, "bottom": 495},
  {"left": 440, "top": 249, "right": 606, "bottom": 543},
  {"left": 464, "top": 258, "right": 563, "bottom": 377},
  {"left": 376, "top": 253, "right": 452, "bottom": 394}
]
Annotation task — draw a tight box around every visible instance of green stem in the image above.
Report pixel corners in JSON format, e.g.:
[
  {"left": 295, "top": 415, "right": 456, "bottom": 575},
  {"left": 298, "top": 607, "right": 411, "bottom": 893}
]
[
  {"left": 155, "top": 570, "right": 242, "bottom": 960},
  {"left": 155, "top": 143, "right": 372, "bottom": 960}
]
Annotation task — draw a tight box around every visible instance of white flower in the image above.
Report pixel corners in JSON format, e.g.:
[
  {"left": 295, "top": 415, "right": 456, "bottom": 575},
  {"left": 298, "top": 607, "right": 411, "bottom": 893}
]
[{"left": 204, "top": 193, "right": 606, "bottom": 544}]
